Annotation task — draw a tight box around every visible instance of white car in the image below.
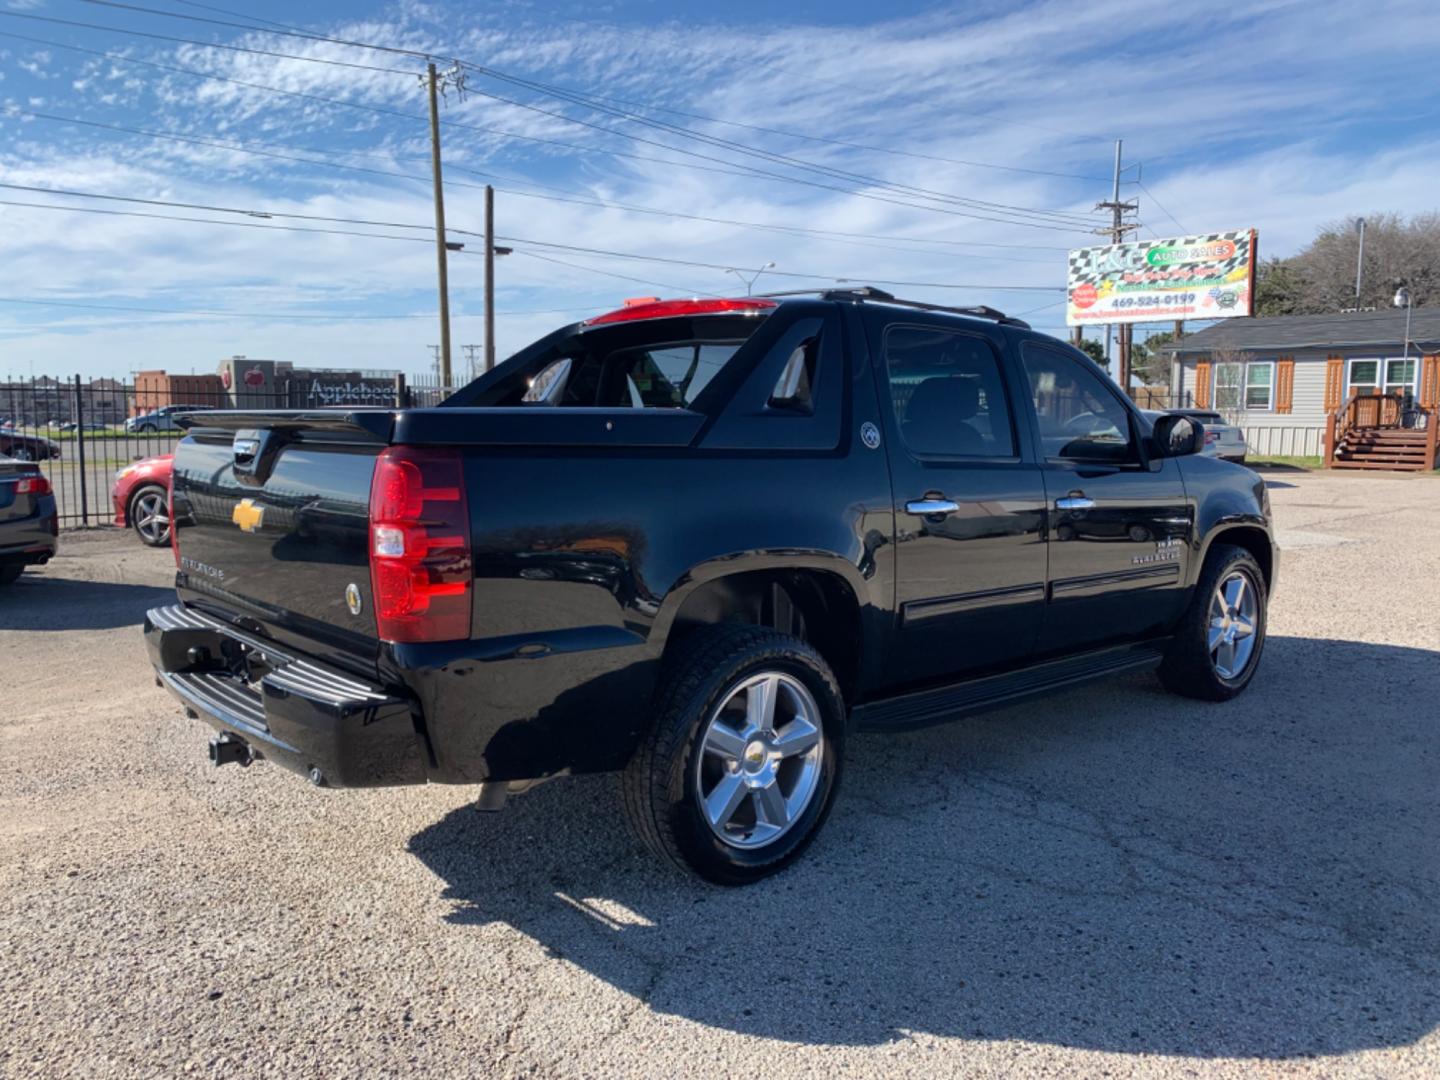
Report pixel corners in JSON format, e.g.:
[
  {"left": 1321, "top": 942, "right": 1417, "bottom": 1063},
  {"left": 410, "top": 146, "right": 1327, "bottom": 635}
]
[{"left": 1143, "top": 409, "right": 1248, "bottom": 463}]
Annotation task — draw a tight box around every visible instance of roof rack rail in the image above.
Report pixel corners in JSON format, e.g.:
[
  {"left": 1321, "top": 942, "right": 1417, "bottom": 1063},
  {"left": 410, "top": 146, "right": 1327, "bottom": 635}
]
[{"left": 758, "top": 286, "right": 1031, "bottom": 329}]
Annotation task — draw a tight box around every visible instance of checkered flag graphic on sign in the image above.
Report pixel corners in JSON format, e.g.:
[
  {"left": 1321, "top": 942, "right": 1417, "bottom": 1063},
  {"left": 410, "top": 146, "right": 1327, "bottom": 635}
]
[{"left": 1067, "top": 232, "right": 1252, "bottom": 288}]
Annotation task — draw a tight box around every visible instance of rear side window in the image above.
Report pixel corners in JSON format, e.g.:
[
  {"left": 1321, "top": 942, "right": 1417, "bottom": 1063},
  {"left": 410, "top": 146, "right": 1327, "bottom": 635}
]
[
  {"left": 477, "top": 315, "right": 767, "bottom": 410},
  {"left": 883, "top": 326, "right": 1016, "bottom": 457}
]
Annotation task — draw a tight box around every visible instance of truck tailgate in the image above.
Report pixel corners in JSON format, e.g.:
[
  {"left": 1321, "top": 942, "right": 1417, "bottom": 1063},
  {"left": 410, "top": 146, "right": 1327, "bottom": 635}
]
[{"left": 170, "top": 413, "right": 391, "bottom": 667}]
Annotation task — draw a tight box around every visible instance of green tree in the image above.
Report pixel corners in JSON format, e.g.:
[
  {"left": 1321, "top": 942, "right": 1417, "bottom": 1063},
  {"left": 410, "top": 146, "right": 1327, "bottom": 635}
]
[
  {"left": 1079, "top": 339, "right": 1107, "bottom": 369},
  {"left": 1254, "top": 257, "right": 1306, "bottom": 316}
]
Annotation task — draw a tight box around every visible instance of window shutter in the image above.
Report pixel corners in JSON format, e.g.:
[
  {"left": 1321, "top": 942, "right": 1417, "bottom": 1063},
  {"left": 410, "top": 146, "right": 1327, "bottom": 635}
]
[
  {"left": 1275, "top": 357, "right": 1295, "bottom": 414},
  {"left": 1323, "top": 355, "right": 1344, "bottom": 412},
  {"left": 1193, "top": 360, "right": 1212, "bottom": 409},
  {"left": 1421, "top": 355, "right": 1439, "bottom": 410}
]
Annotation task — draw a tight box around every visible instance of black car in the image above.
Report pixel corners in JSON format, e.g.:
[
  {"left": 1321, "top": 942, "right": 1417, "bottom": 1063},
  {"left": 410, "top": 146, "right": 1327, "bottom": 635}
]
[
  {"left": 0, "top": 429, "right": 62, "bottom": 462},
  {"left": 0, "top": 455, "right": 58, "bottom": 585},
  {"left": 144, "top": 288, "right": 1277, "bottom": 883}
]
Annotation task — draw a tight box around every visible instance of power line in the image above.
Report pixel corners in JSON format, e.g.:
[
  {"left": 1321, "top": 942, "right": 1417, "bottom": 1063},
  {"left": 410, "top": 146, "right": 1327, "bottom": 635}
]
[
  {"left": 477, "top": 235, "right": 1065, "bottom": 291},
  {"left": 0, "top": 296, "right": 598, "bottom": 320},
  {"left": 0, "top": 184, "right": 1063, "bottom": 290},
  {"left": 14, "top": 106, "right": 1068, "bottom": 259},
  {"left": 128, "top": 0, "right": 1113, "bottom": 183},
  {"left": 79, "top": 0, "right": 432, "bottom": 59},
  {"left": 509, "top": 250, "right": 721, "bottom": 299},
  {"left": 0, "top": 180, "right": 433, "bottom": 231},
  {"left": 3, "top": 28, "right": 1084, "bottom": 233},
  {"left": 1136, "top": 181, "right": 1189, "bottom": 234},
  {"left": 460, "top": 65, "right": 1099, "bottom": 226},
  {"left": 0, "top": 8, "right": 414, "bottom": 74},
  {"left": 51, "top": 6, "right": 1100, "bottom": 232}
]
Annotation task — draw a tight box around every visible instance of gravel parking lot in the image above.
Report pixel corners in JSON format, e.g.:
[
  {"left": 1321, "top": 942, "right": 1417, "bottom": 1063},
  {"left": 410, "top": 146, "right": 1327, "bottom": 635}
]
[{"left": 3, "top": 469, "right": 1437, "bottom": 1079}]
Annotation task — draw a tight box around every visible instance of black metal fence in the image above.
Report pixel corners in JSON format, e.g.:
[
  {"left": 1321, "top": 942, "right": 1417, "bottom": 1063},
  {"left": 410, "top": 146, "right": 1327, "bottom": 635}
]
[{"left": 1, "top": 374, "right": 458, "bottom": 530}]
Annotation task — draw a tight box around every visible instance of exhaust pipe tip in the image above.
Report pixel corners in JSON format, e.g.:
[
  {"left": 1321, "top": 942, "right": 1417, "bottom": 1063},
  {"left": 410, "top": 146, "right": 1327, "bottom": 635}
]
[{"left": 208, "top": 733, "right": 253, "bottom": 768}]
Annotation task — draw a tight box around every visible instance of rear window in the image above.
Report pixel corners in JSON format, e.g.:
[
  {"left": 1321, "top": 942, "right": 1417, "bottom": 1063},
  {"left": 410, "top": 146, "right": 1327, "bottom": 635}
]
[{"left": 461, "top": 315, "right": 768, "bottom": 410}]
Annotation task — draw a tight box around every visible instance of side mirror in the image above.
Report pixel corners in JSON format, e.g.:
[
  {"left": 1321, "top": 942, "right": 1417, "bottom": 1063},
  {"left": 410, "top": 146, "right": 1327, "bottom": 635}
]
[{"left": 1152, "top": 414, "right": 1203, "bottom": 457}]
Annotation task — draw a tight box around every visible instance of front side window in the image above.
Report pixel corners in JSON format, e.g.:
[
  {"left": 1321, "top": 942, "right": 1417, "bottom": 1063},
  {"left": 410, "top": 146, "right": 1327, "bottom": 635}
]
[
  {"left": 1022, "top": 343, "right": 1136, "bottom": 463},
  {"left": 884, "top": 326, "right": 1016, "bottom": 457}
]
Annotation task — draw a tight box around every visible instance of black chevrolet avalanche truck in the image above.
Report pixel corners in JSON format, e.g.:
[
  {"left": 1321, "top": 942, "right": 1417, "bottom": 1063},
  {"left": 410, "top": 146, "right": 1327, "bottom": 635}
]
[{"left": 145, "top": 289, "right": 1277, "bottom": 884}]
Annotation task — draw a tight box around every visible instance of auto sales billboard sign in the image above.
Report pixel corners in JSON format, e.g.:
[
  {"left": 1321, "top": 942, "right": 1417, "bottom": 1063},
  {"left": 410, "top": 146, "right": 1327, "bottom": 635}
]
[{"left": 1066, "top": 229, "right": 1256, "bottom": 326}]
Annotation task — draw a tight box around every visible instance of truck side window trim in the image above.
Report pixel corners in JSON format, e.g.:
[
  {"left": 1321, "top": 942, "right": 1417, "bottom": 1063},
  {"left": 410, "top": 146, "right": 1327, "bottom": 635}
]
[
  {"left": 881, "top": 323, "right": 1021, "bottom": 462},
  {"left": 768, "top": 336, "right": 818, "bottom": 413}
]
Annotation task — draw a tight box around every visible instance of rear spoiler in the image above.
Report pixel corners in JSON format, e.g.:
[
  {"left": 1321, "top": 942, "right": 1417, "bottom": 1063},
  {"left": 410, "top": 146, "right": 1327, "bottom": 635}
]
[
  {"left": 176, "top": 409, "right": 395, "bottom": 442},
  {"left": 175, "top": 406, "right": 705, "bottom": 448}
]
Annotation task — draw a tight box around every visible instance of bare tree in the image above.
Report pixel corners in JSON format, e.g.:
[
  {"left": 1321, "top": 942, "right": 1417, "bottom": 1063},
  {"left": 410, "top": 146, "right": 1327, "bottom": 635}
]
[{"left": 1285, "top": 212, "right": 1440, "bottom": 312}]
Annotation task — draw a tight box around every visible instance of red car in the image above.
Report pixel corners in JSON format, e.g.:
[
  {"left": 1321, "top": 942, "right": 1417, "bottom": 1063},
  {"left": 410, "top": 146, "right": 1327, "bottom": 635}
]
[{"left": 112, "top": 454, "right": 173, "bottom": 546}]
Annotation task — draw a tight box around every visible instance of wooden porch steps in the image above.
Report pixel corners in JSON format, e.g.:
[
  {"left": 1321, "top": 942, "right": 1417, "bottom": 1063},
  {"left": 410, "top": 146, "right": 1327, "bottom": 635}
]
[{"left": 1333, "top": 427, "right": 1433, "bottom": 470}]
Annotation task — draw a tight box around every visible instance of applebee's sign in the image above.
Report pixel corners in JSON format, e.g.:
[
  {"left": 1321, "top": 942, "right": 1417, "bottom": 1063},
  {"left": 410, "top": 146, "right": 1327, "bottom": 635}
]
[{"left": 296, "top": 378, "right": 395, "bottom": 407}]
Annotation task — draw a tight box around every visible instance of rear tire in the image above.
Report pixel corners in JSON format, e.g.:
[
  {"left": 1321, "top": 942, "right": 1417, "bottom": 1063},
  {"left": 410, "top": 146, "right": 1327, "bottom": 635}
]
[
  {"left": 1159, "top": 544, "right": 1267, "bottom": 701},
  {"left": 0, "top": 564, "right": 23, "bottom": 586},
  {"left": 622, "top": 625, "right": 845, "bottom": 885}
]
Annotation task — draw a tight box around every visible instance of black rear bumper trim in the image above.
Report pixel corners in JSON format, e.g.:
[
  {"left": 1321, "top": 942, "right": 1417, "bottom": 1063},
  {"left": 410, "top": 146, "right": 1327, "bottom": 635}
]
[{"left": 146, "top": 603, "right": 427, "bottom": 788}]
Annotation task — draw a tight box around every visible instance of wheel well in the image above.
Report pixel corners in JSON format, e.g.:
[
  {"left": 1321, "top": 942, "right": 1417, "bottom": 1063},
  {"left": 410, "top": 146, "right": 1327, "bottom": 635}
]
[
  {"left": 1208, "top": 526, "right": 1273, "bottom": 590},
  {"left": 668, "top": 570, "right": 862, "bottom": 698}
]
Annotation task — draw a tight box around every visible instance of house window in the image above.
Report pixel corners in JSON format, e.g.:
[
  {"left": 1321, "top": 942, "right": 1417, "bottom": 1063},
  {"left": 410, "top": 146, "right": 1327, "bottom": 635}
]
[
  {"left": 1213, "top": 360, "right": 1273, "bottom": 411},
  {"left": 1347, "top": 357, "right": 1418, "bottom": 399}
]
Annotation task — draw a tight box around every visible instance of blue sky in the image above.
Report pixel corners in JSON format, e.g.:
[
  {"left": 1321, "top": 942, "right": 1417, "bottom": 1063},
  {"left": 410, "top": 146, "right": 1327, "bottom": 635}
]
[{"left": 1, "top": 0, "right": 1438, "bottom": 380}]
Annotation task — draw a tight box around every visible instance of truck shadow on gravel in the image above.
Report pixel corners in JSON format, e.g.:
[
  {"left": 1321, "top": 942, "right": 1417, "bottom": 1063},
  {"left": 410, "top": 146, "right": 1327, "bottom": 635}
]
[
  {"left": 0, "top": 576, "right": 173, "bottom": 630},
  {"left": 408, "top": 635, "right": 1440, "bottom": 1057}
]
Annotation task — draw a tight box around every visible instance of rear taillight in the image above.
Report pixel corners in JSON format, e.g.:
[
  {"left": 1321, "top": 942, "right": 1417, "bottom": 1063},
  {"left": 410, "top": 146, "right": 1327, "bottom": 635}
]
[
  {"left": 15, "top": 475, "right": 50, "bottom": 495},
  {"left": 1204, "top": 431, "right": 1219, "bottom": 445},
  {"left": 368, "top": 447, "right": 472, "bottom": 643}
]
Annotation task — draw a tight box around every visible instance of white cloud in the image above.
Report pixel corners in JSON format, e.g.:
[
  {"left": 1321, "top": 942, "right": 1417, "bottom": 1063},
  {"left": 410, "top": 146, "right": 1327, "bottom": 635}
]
[{"left": 0, "top": 0, "right": 1437, "bottom": 376}]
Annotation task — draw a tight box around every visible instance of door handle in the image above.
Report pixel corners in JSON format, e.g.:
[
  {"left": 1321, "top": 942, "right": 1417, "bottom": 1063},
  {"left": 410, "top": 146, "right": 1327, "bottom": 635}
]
[
  {"left": 1055, "top": 495, "right": 1095, "bottom": 511},
  {"left": 906, "top": 498, "right": 961, "bottom": 516}
]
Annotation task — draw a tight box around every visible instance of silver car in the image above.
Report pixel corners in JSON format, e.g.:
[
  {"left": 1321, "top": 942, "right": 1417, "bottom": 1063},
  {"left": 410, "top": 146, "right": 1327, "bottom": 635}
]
[
  {"left": 124, "top": 404, "right": 214, "bottom": 433},
  {"left": 1143, "top": 409, "right": 1248, "bottom": 463}
]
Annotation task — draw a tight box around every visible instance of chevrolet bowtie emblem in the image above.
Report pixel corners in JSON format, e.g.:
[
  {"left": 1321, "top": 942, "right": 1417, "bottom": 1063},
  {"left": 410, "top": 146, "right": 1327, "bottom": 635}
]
[{"left": 232, "top": 498, "right": 265, "bottom": 533}]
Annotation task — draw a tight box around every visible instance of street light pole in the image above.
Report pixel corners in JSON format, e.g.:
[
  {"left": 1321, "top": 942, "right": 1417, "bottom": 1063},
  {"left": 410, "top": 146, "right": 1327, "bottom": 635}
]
[
  {"left": 726, "top": 262, "right": 775, "bottom": 296},
  {"left": 1355, "top": 217, "right": 1366, "bottom": 306},
  {"left": 1395, "top": 286, "right": 1413, "bottom": 377}
]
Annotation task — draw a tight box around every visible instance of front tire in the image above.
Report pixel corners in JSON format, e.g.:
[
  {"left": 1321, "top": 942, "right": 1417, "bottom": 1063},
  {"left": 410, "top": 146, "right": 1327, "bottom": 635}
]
[
  {"left": 622, "top": 625, "right": 845, "bottom": 885},
  {"left": 128, "top": 485, "right": 171, "bottom": 546},
  {"left": 1159, "top": 544, "right": 1267, "bottom": 701}
]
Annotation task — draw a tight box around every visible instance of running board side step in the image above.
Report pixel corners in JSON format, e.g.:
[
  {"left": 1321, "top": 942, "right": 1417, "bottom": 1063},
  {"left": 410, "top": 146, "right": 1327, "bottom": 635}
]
[{"left": 852, "top": 640, "right": 1168, "bottom": 732}]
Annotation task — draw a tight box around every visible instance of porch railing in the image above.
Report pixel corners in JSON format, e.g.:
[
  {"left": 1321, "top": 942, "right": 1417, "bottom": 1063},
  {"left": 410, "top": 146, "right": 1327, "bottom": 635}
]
[{"left": 1324, "top": 392, "right": 1438, "bottom": 468}]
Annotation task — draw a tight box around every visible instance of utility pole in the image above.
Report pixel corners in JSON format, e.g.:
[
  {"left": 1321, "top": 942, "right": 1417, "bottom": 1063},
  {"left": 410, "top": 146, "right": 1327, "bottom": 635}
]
[
  {"left": 484, "top": 184, "right": 496, "bottom": 373},
  {"left": 1094, "top": 139, "right": 1139, "bottom": 391},
  {"left": 461, "top": 344, "right": 482, "bottom": 381},
  {"left": 425, "top": 62, "right": 458, "bottom": 387},
  {"left": 426, "top": 344, "right": 441, "bottom": 381}
]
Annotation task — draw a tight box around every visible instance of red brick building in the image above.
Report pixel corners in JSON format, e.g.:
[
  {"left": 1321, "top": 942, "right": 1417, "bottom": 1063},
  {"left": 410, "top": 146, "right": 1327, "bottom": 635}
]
[{"left": 132, "top": 370, "right": 225, "bottom": 416}]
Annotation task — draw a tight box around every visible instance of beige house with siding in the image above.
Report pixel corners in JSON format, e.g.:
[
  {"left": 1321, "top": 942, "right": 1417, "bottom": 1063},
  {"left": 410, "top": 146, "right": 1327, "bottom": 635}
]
[{"left": 1161, "top": 309, "right": 1440, "bottom": 460}]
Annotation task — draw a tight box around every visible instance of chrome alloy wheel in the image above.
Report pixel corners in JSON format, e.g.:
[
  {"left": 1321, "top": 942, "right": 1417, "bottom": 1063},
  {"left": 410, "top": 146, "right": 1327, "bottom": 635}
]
[
  {"left": 695, "top": 671, "right": 824, "bottom": 850},
  {"left": 1208, "top": 569, "right": 1259, "bottom": 680},
  {"left": 133, "top": 490, "right": 170, "bottom": 545}
]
